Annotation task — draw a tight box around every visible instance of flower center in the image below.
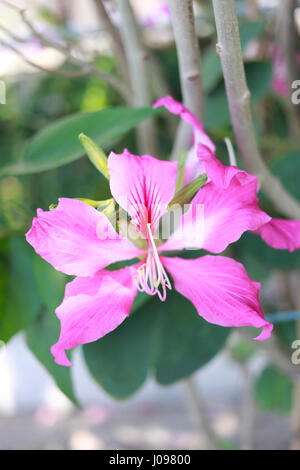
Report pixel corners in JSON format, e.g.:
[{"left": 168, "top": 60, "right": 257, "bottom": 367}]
[{"left": 134, "top": 223, "right": 172, "bottom": 301}]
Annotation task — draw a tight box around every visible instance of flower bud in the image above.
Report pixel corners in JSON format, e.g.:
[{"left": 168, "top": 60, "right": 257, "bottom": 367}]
[{"left": 78, "top": 133, "right": 110, "bottom": 179}]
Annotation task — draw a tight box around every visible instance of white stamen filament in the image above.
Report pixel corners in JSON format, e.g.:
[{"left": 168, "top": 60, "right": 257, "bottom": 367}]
[
  {"left": 134, "top": 223, "right": 172, "bottom": 301},
  {"left": 225, "top": 137, "right": 237, "bottom": 167}
]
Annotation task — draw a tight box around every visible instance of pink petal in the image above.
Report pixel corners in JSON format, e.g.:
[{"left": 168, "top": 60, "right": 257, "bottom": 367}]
[
  {"left": 26, "top": 198, "right": 143, "bottom": 277},
  {"left": 160, "top": 165, "right": 271, "bottom": 253},
  {"left": 51, "top": 266, "right": 138, "bottom": 366},
  {"left": 161, "top": 255, "right": 273, "bottom": 340},
  {"left": 108, "top": 149, "right": 177, "bottom": 236},
  {"left": 254, "top": 218, "right": 300, "bottom": 251},
  {"left": 154, "top": 96, "right": 215, "bottom": 153},
  {"left": 153, "top": 96, "right": 215, "bottom": 183}
]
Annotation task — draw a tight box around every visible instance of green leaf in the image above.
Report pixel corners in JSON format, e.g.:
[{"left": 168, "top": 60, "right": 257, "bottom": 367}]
[
  {"left": 83, "top": 303, "right": 159, "bottom": 399},
  {"left": 238, "top": 231, "right": 300, "bottom": 270},
  {"left": 255, "top": 366, "right": 292, "bottom": 414},
  {"left": 205, "top": 86, "right": 230, "bottom": 130},
  {"left": 239, "top": 20, "right": 265, "bottom": 49},
  {"left": 0, "top": 236, "right": 41, "bottom": 342},
  {"left": 26, "top": 255, "right": 78, "bottom": 404},
  {"left": 275, "top": 321, "right": 297, "bottom": 349},
  {"left": 239, "top": 152, "right": 300, "bottom": 270},
  {"left": 83, "top": 288, "right": 231, "bottom": 397},
  {"left": 26, "top": 310, "right": 78, "bottom": 405},
  {"left": 0, "top": 107, "right": 159, "bottom": 176},
  {"left": 33, "top": 255, "right": 66, "bottom": 312},
  {"left": 246, "top": 61, "right": 273, "bottom": 101},
  {"left": 203, "top": 20, "right": 265, "bottom": 94},
  {"left": 78, "top": 133, "right": 109, "bottom": 179},
  {"left": 205, "top": 60, "right": 272, "bottom": 131},
  {"left": 154, "top": 290, "right": 231, "bottom": 385},
  {"left": 272, "top": 152, "right": 300, "bottom": 201}
]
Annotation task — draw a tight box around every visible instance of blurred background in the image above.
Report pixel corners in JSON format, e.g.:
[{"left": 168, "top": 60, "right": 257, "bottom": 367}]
[{"left": 0, "top": 0, "right": 300, "bottom": 450}]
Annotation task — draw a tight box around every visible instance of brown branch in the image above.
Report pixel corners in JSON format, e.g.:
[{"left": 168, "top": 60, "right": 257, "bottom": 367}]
[
  {"left": 0, "top": 1, "right": 132, "bottom": 101},
  {"left": 212, "top": 0, "right": 300, "bottom": 219},
  {"left": 168, "top": 0, "right": 204, "bottom": 160},
  {"left": 116, "top": 0, "right": 157, "bottom": 154},
  {"left": 93, "top": 0, "right": 129, "bottom": 83}
]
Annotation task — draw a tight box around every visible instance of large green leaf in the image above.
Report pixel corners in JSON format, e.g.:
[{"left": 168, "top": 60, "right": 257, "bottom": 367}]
[
  {"left": 0, "top": 236, "right": 41, "bottom": 342},
  {"left": 255, "top": 366, "right": 292, "bottom": 414},
  {"left": 0, "top": 107, "right": 159, "bottom": 176},
  {"left": 154, "top": 290, "right": 231, "bottom": 385},
  {"left": 83, "top": 288, "right": 231, "bottom": 397},
  {"left": 83, "top": 302, "right": 159, "bottom": 399}
]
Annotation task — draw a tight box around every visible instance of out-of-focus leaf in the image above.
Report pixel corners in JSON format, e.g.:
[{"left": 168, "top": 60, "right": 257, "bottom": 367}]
[
  {"left": 272, "top": 152, "right": 300, "bottom": 201},
  {"left": 255, "top": 366, "right": 292, "bottom": 414},
  {"left": 239, "top": 252, "right": 271, "bottom": 282},
  {"left": 83, "top": 287, "right": 231, "bottom": 397},
  {"left": 154, "top": 290, "right": 231, "bottom": 384},
  {"left": 26, "top": 310, "right": 78, "bottom": 405},
  {"left": 0, "top": 107, "right": 159, "bottom": 176},
  {"left": 203, "top": 20, "right": 265, "bottom": 94},
  {"left": 275, "top": 322, "right": 297, "bottom": 349},
  {"left": 26, "top": 254, "right": 78, "bottom": 404},
  {"left": 0, "top": 236, "right": 41, "bottom": 342},
  {"left": 205, "top": 60, "right": 271, "bottom": 131},
  {"left": 246, "top": 61, "right": 273, "bottom": 101},
  {"left": 238, "top": 231, "right": 300, "bottom": 270},
  {"left": 239, "top": 20, "right": 265, "bottom": 49},
  {"left": 239, "top": 152, "right": 300, "bottom": 270},
  {"left": 83, "top": 303, "right": 159, "bottom": 399},
  {"left": 33, "top": 255, "right": 66, "bottom": 312},
  {"left": 205, "top": 87, "right": 230, "bottom": 130}
]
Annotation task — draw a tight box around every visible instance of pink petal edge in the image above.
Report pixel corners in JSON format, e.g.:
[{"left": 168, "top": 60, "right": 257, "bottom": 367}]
[
  {"left": 161, "top": 255, "right": 273, "bottom": 340},
  {"left": 51, "top": 265, "right": 139, "bottom": 366}
]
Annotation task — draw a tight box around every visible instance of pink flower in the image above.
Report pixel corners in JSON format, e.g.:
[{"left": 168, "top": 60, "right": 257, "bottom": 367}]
[
  {"left": 270, "top": 45, "right": 300, "bottom": 98},
  {"left": 154, "top": 95, "right": 300, "bottom": 253},
  {"left": 142, "top": 0, "right": 170, "bottom": 28},
  {"left": 26, "top": 146, "right": 273, "bottom": 366}
]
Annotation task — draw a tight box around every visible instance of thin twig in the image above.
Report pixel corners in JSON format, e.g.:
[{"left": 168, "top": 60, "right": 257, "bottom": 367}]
[
  {"left": 116, "top": 0, "right": 157, "bottom": 154},
  {"left": 0, "top": 12, "right": 131, "bottom": 102},
  {"left": 0, "top": 1, "right": 132, "bottom": 101},
  {"left": 168, "top": 0, "right": 204, "bottom": 161},
  {"left": 0, "top": 37, "right": 131, "bottom": 99},
  {"left": 212, "top": 0, "right": 300, "bottom": 219},
  {"left": 93, "top": 0, "right": 130, "bottom": 83},
  {"left": 184, "top": 377, "right": 219, "bottom": 450},
  {"left": 0, "top": 39, "right": 89, "bottom": 77}
]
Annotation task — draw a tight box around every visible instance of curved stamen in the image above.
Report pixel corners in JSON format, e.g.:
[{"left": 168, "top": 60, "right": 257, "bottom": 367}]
[{"left": 133, "top": 223, "right": 172, "bottom": 301}]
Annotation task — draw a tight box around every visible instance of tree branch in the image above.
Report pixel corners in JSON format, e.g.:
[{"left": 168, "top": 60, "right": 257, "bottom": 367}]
[
  {"left": 0, "top": 1, "right": 132, "bottom": 101},
  {"left": 93, "top": 0, "right": 130, "bottom": 83},
  {"left": 212, "top": 0, "right": 300, "bottom": 219},
  {"left": 0, "top": 37, "right": 131, "bottom": 99},
  {"left": 168, "top": 0, "right": 204, "bottom": 160},
  {"left": 116, "top": 0, "right": 157, "bottom": 155}
]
